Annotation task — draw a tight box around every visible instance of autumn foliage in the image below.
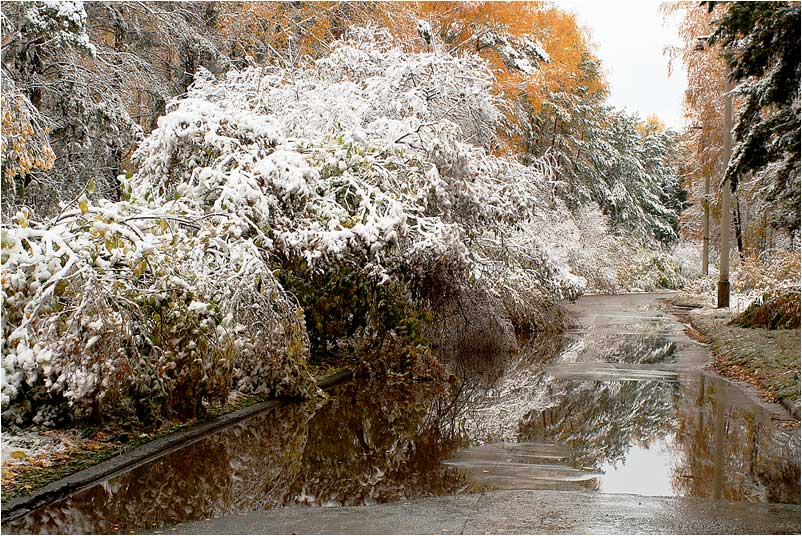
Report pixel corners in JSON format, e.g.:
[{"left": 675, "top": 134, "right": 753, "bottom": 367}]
[
  {"left": 416, "top": 2, "right": 604, "bottom": 104},
  {"left": 213, "top": 1, "right": 605, "bottom": 153},
  {"left": 1, "top": 92, "right": 55, "bottom": 181}
]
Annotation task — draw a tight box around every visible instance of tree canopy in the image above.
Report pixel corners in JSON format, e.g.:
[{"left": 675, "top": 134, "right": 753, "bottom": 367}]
[{"left": 710, "top": 1, "right": 801, "bottom": 235}]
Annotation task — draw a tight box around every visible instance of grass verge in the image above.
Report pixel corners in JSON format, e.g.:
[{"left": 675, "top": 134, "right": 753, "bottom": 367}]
[{"left": 684, "top": 304, "right": 800, "bottom": 416}]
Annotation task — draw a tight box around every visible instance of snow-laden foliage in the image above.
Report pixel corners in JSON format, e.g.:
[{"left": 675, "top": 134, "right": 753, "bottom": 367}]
[
  {"left": 1, "top": 1, "right": 227, "bottom": 220},
  {"left": 130, "top": 28, "right": 584, "bottom": 335},
  {"left": 0, "top": 77, "right": 55, "bottom": 184},
  {"left": 20, "top": 0, "right": 95, "bottom": 55},
  {"left": 1, "top": 201, "right": 313, "bottom": 425},
  {"left": 712, "top": 2, "right": 800, "bottom": 236},
  {"left": 1, "top": 27, "right": 683, "bottom": 426},
  {"left": 541, "top": 205, "right": 684, "bottom": 294},
  {"left": 543, "top": 105, "right": 685, "bottom": 243}
]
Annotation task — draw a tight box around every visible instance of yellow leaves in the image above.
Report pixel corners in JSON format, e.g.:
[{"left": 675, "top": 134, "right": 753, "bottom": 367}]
[
  {"left": 78, "top": 194, "right": 89, "bottom": 215},
  {"left": 132, "top": 259, "right": 147, "bottom": 278},
  {"left": 523, "top": 7, "right": 606, "bottom": 108},
  {"left": 638, "top": 114, "right": 667, "bottom": 136},
  {"left": 15, "top": 210, "right": 29, "bottom": 228},
  {"left": 1, "top": 92, "right": 55, "bottom": 179},
  {"left": 9, "top": 450, "right": 27, "bottom": 460}
]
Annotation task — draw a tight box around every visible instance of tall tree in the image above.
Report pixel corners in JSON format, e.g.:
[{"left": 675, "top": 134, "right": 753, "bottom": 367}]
[
  {"left": 709, "top": 1, "right": 801, "bottom": 238},
  {"left": 414, "top": 2, "right": 605, "bottom": 152},
  {"left": 1, "top": 1, "right": 227, "bottom": 219},
  {"left": 662, "top": 2, "right": 728, "bottom": 246}
]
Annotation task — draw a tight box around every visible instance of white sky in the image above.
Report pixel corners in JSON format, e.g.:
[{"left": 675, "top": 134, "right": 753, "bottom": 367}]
[{"left": 553, "top": 0, "right": 688, "bottom": 130}]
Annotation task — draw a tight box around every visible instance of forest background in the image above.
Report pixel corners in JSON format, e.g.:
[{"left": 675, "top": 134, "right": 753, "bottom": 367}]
[{"left": 0, "top": 1, "right": 798, "bottom": 430}]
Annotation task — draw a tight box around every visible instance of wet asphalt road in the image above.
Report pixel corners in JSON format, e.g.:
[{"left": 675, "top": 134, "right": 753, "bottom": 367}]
[
  {"left": 7, "top": 293, "right": 797, "bottom": 535},
  {"left": 165, "top": 489, "right": 801, "bottom": 535},
  {"left": 165, "top": 293, "right": 800, "bottom": 535}
]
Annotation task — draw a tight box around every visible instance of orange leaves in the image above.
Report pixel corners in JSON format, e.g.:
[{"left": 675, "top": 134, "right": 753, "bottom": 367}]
[
  {"left": 217, "top": 2, "right": 318, "bottom": 63},
  {"left": 1, "top": 92, "right": 56, "bottom": 181},
  {"left": 662, "top": 3, "right": 729, "bottom": 182},
  {"left": 524, "top": 6, "right": 606, "bottom": 108},
  {"left": 416, "top": 1, "right": 605, "bottom": 109},
  {"left": 411, "top": 1, "right": 606, "bottom": 152},
  {"left": 217, "top": 2, "right": 415, "bottom": 65}
]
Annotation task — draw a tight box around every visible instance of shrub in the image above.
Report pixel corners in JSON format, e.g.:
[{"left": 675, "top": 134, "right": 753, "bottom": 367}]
[
  {"left": 732, "top": 291, "right": 801, "bottom": 330},
  {"left": 1, "top": 205, "right": 313, "bottom": 426}
]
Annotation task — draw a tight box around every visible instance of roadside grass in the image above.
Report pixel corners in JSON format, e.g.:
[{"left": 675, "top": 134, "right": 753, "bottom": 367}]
[{"left": 687, "top": 306, "right": 800, "bottom": 409}]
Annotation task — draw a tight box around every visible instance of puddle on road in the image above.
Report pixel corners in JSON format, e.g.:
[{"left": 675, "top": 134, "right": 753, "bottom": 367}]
[
  {"left": 597, "top": 436, "right": 677, "bottom": 496},
  {"left": 4, "top": 293, "right": 800, "bottom": 534}
]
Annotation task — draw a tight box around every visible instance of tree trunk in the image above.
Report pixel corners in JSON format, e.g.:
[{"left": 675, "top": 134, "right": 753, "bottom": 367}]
[
  {"left": 733, "top": 197, "right": 745, "bottom": 260},
  {"left": 549, "top": 115, "right": 559, "bottom": 150}
]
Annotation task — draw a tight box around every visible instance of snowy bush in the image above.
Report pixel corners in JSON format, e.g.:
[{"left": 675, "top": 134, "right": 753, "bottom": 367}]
[
  {"left": 129, "top": 27, "right": 584, "bottom": 349},
  {"left": 1, "top": 27, "right": 683, "bottom": 426},
  {"left": 669, "top": 239, "right": 704, "bottom": 280},
  {"left": 733, "top": 248, "right": 801, "bottom": 296},
  {"left": 1, "top": 201, "right": 313, "bottom": 425}
]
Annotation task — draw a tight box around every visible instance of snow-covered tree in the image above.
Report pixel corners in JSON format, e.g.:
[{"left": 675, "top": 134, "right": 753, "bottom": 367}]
[
  {"left": 1, "top": 23, "right": 687, "bottom": 428},
  {"left": 526, "top": 90, "right": 685, "bottom": 243},
  {"left": 709, "top": 1, "right": 800, "bottom": 237},
  {"left": 1, "top": 1, "right": 227, "bottom": 219}
]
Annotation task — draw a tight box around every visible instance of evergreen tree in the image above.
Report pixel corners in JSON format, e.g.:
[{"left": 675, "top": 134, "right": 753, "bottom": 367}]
[{"left": 709, "top": 1, "right": 801, "bottom": 237}]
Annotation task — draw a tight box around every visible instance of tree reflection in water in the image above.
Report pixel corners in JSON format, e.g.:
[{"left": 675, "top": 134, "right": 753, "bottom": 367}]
[
  {"left": 514, "top": 328, "right": 681, "bottom": 470},
  {"left": 672, "top": 375, "right": 800, "bottom": 505},
  {"left": 518, "top": 378, "right": 677, "bottom": 470},
  {"left": 5, "top": 379, "right": 470, "bottom": 534},
  {"left": 563, "top": 331, "right": 678, "bottom": 366},
  {"left": 5, "top": 401, "right": 315, "bottom": 534},
  {"left": 5, "top": 302, "right": 800, "bottom": 534},
  {"left": 283, "top": 378, "right": 469, "bottom": 506}
]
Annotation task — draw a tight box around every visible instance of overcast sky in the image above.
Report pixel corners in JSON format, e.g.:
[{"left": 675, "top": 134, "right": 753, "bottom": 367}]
[{"left": 553, "top": 0, "right": 688, "bottom": 130}]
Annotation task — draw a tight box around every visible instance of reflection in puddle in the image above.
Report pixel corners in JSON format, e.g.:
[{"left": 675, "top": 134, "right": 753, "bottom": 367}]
[
  {"left": 4, "top": 381, "right": 470, "bottom": 534},
  {"left": 443, "top": 442, "right": 602, "bottom": 492},
  {"left": 672, "top": 374, "right": 801, "bottom": 505},
  {"left": 4, "top": 294, "right": 800, "bottom": 534},
  {"left": 598, "top": 436, "right": 676, "bottom": 496}
]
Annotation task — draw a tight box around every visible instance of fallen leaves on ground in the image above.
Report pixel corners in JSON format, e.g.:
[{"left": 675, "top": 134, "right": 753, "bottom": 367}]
[{"left": 713, "top": 358, "right": 778, "bottom": 402}]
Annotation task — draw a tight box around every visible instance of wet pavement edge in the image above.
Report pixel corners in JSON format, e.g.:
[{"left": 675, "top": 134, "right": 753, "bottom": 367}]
[
  {"left": 0, "top": 370, "right": 353, "bottom": 523},
  {"left": 164, "top": 490, "right": 802, "bottom": 535}
]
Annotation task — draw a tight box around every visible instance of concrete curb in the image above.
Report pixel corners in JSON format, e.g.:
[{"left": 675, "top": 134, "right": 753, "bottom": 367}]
[
  {"left": 779, "top": 397, "right": 801, "bottom": 420},
  {"left": 0, "top": 369, "right": 352, "bottom": 522}
]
